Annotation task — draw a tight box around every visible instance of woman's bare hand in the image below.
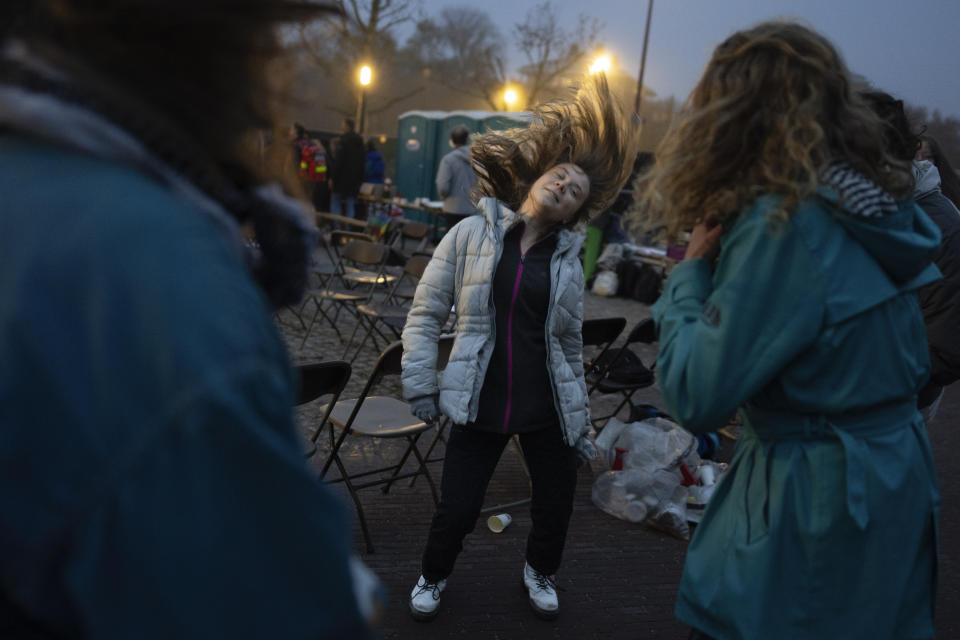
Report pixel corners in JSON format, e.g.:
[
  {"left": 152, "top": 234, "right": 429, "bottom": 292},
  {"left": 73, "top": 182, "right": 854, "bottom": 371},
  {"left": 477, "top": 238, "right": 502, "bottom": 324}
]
[{"left": 683, "top": 221, "right": 724, "bottom": 262}]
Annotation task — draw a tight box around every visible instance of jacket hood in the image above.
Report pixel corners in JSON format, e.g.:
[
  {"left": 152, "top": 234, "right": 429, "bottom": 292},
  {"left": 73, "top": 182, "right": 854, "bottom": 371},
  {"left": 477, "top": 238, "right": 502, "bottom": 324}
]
[
  {"left": 450, "top": 144, "right": 472, "bottom": 165},
  {"left": 913, "top": 160, "right": 943, "bottom": 200},
  {"left": 476, "top": 196, "right": 585, "bottom": 256},
  {"left": 818, "top": 163, "right": 940, "bottom": 284}
]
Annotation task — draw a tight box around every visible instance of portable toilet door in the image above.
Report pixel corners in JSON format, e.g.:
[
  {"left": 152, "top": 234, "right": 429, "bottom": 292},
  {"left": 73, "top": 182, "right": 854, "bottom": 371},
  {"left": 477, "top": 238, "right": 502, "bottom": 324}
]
[{"left": 395, "top": 111, "right": 441, "bottom": 201}]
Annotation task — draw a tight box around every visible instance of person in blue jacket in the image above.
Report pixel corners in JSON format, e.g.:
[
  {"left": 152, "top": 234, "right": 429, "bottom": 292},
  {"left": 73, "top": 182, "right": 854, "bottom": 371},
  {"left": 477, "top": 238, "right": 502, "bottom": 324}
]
[
  {"left": 636, "top": 22, "right": 940, "bottom": 639},
  {"left": 364, "top": 139, "right": 386, "bottom": 184},
  {"left": 0, "top": 1, "right": 379, "bottom": 638}
]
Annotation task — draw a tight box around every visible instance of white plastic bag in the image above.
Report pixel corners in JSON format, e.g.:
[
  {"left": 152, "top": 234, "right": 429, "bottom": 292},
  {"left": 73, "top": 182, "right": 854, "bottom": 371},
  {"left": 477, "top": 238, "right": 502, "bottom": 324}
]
[
  {"left": 591, "top": 415, "right": 703, "bottom": 540},
  {"left": 590, "top": 467, "right": 691, "bottom": 539},
  {"left": 591, "top": 269, "right": 618, "bottom": 297}
]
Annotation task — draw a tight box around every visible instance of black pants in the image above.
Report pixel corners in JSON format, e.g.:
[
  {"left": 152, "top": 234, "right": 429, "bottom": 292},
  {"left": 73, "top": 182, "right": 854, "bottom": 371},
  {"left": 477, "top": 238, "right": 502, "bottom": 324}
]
[{"left": 421, "top": 423, "right": 579, "bottom": 582}]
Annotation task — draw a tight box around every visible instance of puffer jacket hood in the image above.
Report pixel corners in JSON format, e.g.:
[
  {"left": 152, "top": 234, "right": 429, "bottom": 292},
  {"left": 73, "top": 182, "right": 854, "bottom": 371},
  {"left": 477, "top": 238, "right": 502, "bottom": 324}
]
[
  {"left": 914, "top": 160, "right": 943, "bottom": 200},
  {"left": 819, "top": 163, "right": 941, "bottom": 285}
]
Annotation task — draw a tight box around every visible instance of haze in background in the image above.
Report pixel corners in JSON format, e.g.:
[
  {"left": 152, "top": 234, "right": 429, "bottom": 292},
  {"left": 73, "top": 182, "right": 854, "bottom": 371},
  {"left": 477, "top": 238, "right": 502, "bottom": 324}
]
[{"left": 417, "top": 0, "right": 959, "bottom": 118}]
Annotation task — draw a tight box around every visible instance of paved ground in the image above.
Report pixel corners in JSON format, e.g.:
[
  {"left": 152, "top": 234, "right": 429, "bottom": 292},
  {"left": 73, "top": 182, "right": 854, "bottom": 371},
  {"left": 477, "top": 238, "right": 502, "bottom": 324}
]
[{"left": 278, "top": 258, "right": 958, "bottom": 639}]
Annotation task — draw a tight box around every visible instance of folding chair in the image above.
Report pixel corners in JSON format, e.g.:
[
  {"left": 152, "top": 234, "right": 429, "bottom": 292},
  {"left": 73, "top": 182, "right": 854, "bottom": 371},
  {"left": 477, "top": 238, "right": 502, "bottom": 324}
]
[
  {"left": 581, "top": 317, "right": 628, "bottom": 380},
  {"left": 293, "top": 360, "right": 352, "bottom": 460},
  {"left": 299, "top": 235, "right": 393, "bottom": 348},
  {"left": 341, "top": 254, "right": 431, "bottom": 363},
  {"left": 315, "top": 230, "right": 376, "bottom": 287},
  {"left": 388, "top": 220, "right": 432, "bottom": 261},
  {"left": 587, "top": 318, "right": 657, "bottom": 430},
  {"left": 282, "top": 231, "right": 371, "bottom": 331},
  {"left": 321, "top": 337, "right": 456, "bottom": 553}
]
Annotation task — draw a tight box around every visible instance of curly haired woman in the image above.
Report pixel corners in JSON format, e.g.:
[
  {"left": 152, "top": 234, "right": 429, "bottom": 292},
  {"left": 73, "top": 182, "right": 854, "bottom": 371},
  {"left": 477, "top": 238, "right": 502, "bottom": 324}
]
[
  {"left": 401, "top": 75, "right": 638, "bottom": 622},
  {"left": 637, "top": 22, "right": 940, "bottom": 640}
]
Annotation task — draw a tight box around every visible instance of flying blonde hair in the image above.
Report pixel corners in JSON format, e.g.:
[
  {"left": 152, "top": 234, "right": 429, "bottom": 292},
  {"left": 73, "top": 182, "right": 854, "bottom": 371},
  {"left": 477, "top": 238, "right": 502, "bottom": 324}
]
[
  {"left": 470, "top": 73, "right": 640, "bottom": 226},
  {"left": 637, "top": 21, "right": 913, "bottom": 241}
]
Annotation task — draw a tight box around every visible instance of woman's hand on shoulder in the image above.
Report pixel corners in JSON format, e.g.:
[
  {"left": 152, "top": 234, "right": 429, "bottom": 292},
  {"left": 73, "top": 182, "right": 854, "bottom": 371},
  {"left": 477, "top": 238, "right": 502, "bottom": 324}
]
[{"left": 683, "top": 220, "right": 724, "bottom": 262}]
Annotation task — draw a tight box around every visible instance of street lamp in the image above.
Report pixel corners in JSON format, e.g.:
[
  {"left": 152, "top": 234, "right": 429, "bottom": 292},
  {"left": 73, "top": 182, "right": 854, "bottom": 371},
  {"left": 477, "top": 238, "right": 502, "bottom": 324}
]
[
  {"left": 589, "top": 54, "right": 612, "bottom": 75},
  {"left": 356, "top": 64, "right": 372, "bottom": 135},
  {"left": 503, "top": 87, "right": 518, "bottom": 110},
  {"left": 634, "top": 0, "right": 655, "bottom": 120}
]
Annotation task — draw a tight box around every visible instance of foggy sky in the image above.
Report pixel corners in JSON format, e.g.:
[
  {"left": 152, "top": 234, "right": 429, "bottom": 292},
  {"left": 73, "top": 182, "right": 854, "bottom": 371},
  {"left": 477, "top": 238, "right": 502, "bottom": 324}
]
[{"left": 418, "top": 0, "right": 959, "bottom": 118}]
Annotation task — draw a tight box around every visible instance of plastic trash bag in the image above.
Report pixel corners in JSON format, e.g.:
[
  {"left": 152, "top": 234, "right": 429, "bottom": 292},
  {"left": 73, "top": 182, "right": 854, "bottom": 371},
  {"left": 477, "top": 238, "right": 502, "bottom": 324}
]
[
  {"left": 591, "top": 269, "right": 618, "bottom": 297},
  {"left": 591, "top": 416, "right": 707, "bottom": 540},
  {"left": 591, "top": 466, "right": 692, "bottom": 539},
  {"left": 595, "top": 416, "right": 697, "bottom": 471}
]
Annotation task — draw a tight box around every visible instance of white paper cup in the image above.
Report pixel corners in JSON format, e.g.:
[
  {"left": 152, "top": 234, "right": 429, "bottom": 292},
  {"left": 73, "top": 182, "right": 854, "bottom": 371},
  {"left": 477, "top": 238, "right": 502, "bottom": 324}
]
[
  {"left": 699, "top": 464, "right": 716, "bottom": 486},
  {"left": 487, "top": 513, "right": 512, "bottom": 533}
]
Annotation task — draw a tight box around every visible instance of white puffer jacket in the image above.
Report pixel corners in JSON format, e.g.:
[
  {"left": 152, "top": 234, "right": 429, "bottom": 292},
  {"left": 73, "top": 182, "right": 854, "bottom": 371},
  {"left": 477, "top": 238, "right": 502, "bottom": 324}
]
[{"left": 401, "top": 197, "right": 597, "bottom": 461}]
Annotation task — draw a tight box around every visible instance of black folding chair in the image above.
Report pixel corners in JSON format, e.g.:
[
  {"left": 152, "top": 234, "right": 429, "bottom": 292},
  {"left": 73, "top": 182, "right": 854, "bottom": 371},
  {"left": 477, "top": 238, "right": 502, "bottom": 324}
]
[
  {"left": 341, "top": 254, "right": 431, "bottom": 363},
  {"left": 582, "top": 317, "right": 628, "bottom": 382},
  {"left": 282, "top": 231, "right": 369, "bottom": 331},
  {"left": 587, "top": 318, "right": 657, "bottom": 430},
  {"left": 385, "top": 219, "right": 432, "bottom": 262},
  {"left": 300, "top": 235, "right": 393, "bottom": 348},
  {"left": 321, "top": 337, "right": 455, "bottom": 553},
  {"left": 293, "top": 360, "right": 352, "bottom": 460}
]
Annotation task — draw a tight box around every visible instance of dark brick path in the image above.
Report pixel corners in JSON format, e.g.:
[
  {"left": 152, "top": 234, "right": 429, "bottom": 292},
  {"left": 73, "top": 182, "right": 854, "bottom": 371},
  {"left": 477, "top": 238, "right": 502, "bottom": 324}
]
[{"left": 280, "top": 261, "right": 959, "bottom": 640}]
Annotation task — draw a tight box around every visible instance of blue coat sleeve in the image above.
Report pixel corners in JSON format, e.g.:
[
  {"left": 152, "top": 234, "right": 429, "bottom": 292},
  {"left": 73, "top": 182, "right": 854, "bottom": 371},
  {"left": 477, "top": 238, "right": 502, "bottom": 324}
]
[{"left": 651, "top": 212, "right": 826, "bottom": 432}]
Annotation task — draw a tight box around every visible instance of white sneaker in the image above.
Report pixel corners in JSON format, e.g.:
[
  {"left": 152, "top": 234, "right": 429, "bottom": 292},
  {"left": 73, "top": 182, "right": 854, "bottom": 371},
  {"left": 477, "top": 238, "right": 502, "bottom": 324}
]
[
  {"left": 522, "top": 562, "right": 559, "bottom": 620},
  {"left": 409, "top": 575, "right": 446, "bottom": 621}
]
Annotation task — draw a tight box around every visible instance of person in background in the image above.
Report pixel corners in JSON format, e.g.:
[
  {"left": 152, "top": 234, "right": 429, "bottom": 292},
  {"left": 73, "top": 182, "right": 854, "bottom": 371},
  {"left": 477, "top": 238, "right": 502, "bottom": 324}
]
[
  {"left": 363, "top": 138, "right": 385, "bottom": 184},
  {"left": 917, "top": 134, "right": 960, "bottom": 209},
  {"left": 290, "top": 124, "right": 329, "bottom": 212},
  {"left": 435, "top": 124, "right": 478, "bottom": 231},
  {"left": 402, "top": 74, "right": 638, "bottom": 623},
  {"left": 863, "top": 91, "right": 960, "bottom": 423},
  {"left": 311, "top": 136, "right": 332, "bottom": 213},
  {"left": 329, "top": 117, "right": 365, "bottom": 219},
  {"left": 0, "top": 1, "right": 378, "bottom": 637},
  {"left": 639, "top": 21, "right": 939, "bottom": 639}
]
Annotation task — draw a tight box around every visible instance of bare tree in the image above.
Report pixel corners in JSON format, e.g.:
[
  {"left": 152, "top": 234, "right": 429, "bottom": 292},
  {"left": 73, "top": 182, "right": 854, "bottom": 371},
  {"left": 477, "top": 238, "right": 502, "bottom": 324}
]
[
  {"left": 908, "top": 104, "right": 960, "bottom": 166},
  {"left": 514, "top": 2, "right": 601, "bottom": 106},
  {"left": 298, "top": 0, "right": 425, "bottom": 118},
  {"left": 406, "top": 7, "right": 507, "bottom": 109}
]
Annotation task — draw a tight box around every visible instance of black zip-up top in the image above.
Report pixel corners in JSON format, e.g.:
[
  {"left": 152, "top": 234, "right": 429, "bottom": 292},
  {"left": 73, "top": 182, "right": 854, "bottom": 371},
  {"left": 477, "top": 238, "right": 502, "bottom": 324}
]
[{"left": 469, "top": 222, "right": 560, "bottom": 433}]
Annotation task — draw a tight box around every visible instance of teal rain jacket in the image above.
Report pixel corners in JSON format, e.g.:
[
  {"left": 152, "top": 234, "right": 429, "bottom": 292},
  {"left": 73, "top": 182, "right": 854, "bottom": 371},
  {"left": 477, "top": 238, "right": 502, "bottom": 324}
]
[
  {"left": 0, "top": 136, "right": 372, "bottom": 639},
  {"left": 652, "top": 191, "right": 941, "bottom": 639}
]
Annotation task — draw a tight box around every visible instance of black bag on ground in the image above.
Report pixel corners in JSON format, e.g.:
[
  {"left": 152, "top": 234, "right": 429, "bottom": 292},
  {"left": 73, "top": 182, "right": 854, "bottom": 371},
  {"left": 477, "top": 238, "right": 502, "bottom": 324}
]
[{"left": 616, "top": 260, "right": 662, "bottom": 304}]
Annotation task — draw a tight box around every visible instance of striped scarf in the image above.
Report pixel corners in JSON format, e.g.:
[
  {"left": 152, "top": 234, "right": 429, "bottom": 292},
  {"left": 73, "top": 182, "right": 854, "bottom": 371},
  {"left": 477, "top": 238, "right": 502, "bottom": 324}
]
[{"left": 819, "top": 161, "right": 898, "bottom": 218}]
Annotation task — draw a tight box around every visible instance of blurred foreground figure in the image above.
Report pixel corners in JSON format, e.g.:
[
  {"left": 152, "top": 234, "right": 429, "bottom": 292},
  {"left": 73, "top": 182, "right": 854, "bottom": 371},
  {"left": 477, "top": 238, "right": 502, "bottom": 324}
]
[
  {"left": 639, "top": 21, "right": 940, "bottom": 639},
  {"left": 0, "top": 1, "right": 377, "bottom": 638}
]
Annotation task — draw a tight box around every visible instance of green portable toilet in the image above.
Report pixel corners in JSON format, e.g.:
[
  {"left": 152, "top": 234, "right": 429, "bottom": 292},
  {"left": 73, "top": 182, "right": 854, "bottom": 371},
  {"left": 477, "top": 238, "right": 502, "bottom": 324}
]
[
  {"left": 396, "top": 110, "right": 532, "bottom": 202},
  {"left": 395, "top": 111, "right": 442, "bottom": 202}
]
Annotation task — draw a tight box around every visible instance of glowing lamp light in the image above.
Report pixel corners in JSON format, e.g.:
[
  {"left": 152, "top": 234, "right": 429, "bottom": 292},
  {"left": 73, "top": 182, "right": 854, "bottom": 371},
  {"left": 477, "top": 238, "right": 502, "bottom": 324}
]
[
  {"left": 590, "top": 55, "right": 612, "bottom": 74},
  {"left": 359, "top": 65, "right": 372, "bottom": 86},
  {"left": 504, "top": 88, "right": 518, "bottom": 108}
]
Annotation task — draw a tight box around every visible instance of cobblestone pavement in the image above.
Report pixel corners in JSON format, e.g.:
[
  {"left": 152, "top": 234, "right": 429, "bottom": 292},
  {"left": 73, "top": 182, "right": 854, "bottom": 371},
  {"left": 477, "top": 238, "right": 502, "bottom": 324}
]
[{"left": 278, "top": 256, "right": 959, "bottom": 639}]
